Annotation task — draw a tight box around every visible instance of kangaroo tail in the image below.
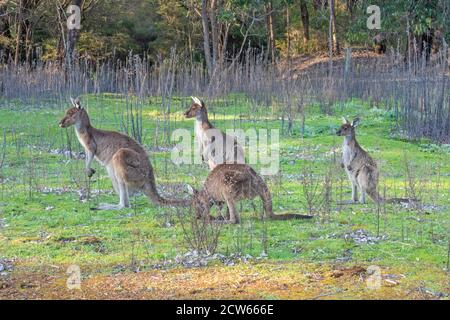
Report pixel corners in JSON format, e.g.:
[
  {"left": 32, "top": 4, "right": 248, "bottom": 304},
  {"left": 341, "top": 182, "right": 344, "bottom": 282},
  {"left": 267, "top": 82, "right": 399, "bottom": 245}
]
[
  {"left": 269, "top": 213, "right": 314, "bottom": 220},
  {"left": 260, "top": 180, "right": 274, "bottom": 219},
  {"left": 367, "top": 189, "right": 384, "bottom": 204},
  {"left": 367, "top": 188, "right": 417, "bottom": 205},
  {"left": 143, "top": 171, "right": 190, "bottom": 207},
  {"left": 259, "top": 180, "right": 313, "bottom": 220}
]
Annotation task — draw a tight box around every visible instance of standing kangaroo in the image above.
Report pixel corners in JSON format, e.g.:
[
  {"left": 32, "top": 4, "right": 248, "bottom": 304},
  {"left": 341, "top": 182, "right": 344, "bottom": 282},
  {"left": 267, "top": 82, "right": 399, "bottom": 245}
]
[
  {"left": 184, "top": 97, "right": 245, "bottom": 170},
  {"left": 189, "top": 164, "right": 313, "bottom": 224},
  {"left": 59, "top": 98, "right": 189, "bottom": 209},
  {"left": 336, "top": 117, "right": 382, "bottom": 204}
]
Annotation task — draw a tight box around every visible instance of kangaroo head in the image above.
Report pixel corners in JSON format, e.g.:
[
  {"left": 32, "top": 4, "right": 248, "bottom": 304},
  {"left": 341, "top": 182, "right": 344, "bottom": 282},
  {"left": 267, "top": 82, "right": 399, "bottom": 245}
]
[
  {"left": 336, "top": 117, "right": 360, "bottom": 136},
  {"left": 59, "top": 98, "right": 86, "bottom": 128},
  {"left": 188, "top": 185, "right": 211, "bottom": 218},
  {"left": 184, "top": 96, "right": 206, "bottom": 119}
]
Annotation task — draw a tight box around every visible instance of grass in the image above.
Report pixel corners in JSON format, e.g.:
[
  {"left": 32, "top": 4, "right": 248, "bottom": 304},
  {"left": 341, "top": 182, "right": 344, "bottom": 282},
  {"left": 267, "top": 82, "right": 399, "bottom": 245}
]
[{"left": 0, "top": 94, "right": 449, "bottom": 298}]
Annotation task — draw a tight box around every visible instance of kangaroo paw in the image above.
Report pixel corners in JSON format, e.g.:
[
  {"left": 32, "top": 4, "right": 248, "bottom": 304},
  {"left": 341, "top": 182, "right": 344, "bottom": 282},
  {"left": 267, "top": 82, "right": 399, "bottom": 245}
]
[
  {"left": 337, "top": 200, "right": 359, "bottom": 205},
  {"left": 96, "top": 203, "right": 127, "bottom": 210}
]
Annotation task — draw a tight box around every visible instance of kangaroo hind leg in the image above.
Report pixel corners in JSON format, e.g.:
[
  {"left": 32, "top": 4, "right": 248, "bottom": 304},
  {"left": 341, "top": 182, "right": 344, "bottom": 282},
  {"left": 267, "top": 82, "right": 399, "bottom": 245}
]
[
  {"left": 106, "top": 165, "right": 119, "bottom": 194},
  {"left": 98, "top": 148, "right": 140, "bottom": 210}
]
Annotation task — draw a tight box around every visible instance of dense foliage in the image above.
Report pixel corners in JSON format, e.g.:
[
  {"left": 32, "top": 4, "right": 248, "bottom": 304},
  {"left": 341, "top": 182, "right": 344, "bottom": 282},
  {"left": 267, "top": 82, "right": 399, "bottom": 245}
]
[{"left": 0, "top": 0, "right": 448, "bottom": 65}]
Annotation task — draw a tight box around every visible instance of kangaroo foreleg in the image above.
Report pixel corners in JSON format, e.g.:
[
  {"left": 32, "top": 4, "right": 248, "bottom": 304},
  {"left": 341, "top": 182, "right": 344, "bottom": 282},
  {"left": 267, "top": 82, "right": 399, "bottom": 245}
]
[{"left": 225, "top": 197, "right": 239, "bottom": 224}]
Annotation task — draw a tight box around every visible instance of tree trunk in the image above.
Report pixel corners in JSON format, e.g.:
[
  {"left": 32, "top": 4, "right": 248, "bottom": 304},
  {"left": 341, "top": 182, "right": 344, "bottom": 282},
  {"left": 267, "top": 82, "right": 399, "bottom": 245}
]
[
  {"left": 346, "top": 0, "right": 357, "bottom": 16},
  {"left": 219, "top": 22, "right": 230, "bottom": 68},
  {"left": 14, "top": 0, "right": 23, "bottom": 65},
  {"left": 286, "top": 4, "right": 290, "bottom": 61},
  {"left": 329, "top": 0, "right": 339, "bottom": 54},
  {"left": 266, "top": 1, "right": 275, "bottom": 63},
  {"left": 418, "top": 29, "right": 434, "bottom": 62},
  {"left": 209, "top": 0, "right": 218, "bottom": 74},
  {"left": 67, "top": 0, "right": 82, "bottom": 65},
  {"left": 299, "top": 0, "right": 310, "bottom": 42},
  {"left": 313, "top": 0, "right": 327, "bottom": 11},
  {"left": 24, "top": 19, "right": 32, "bottom": 64},
  {"left": 0, "top": 4, "right": 11, "bottom": 61},
  {"left": 201, "top": 0, "right": 212, "bottom": 76}
]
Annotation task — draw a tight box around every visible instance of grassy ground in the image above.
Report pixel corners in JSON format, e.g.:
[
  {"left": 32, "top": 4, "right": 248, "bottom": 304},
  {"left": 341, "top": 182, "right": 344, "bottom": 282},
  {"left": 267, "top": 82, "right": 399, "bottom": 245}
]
[{"left": 0, "top": 95, "right": 449, "bottom": 299}]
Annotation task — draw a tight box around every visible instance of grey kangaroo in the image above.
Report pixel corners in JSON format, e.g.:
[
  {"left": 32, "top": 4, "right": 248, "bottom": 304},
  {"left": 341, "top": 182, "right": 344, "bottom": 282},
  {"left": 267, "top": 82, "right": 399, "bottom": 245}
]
[
  {"left": 59, "top": 98, "right": 189, "bottom": 209},
  {"left": 189, "top": 164, "right": 313, "bottom": 224},
  {"left": 337, "top": 117, "right": 416, "bottom": 205},
  {"left": 336, "top": 117, "right": 382, "bottom": 204},
  {"left": 184, "top": 96, "right": 245, "bottom": 170}
]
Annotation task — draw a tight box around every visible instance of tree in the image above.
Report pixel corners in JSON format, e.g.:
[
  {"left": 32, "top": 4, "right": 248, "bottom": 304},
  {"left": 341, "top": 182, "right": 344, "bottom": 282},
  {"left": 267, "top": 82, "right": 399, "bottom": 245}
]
[
  {"left": 328, "top": 0, "right": 339, "bottom": 54},
  {"left": 66, "top": 0, "right": 82, "bottom": 65},
  {"left": 299, "top": 0, "right": 309, "bottom": 42},
  {"left": 265, "top": 1, "right": 275, "bottom": 63}
]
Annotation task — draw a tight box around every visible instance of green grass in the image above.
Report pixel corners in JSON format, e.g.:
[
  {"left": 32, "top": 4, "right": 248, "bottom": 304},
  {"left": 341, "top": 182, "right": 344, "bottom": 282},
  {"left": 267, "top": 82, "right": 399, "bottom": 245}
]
[{"left": 0, "top": 94, "right": 449, "bottom": 293}]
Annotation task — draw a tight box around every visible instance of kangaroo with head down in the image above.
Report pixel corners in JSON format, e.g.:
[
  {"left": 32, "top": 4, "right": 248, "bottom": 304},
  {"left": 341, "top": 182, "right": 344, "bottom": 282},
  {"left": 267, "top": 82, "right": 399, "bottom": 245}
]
[
  {"left": 184, "top": 97, "right": 245, "bottom": 170},
  {"left": 189, "top": 164, "right": 313, "bottom": 224},
  {"left": 59, "top": 98, "right": 189, "bottom": 209},
  {"left": 336, "top": 117, "right": 382, "bottom": 204}
]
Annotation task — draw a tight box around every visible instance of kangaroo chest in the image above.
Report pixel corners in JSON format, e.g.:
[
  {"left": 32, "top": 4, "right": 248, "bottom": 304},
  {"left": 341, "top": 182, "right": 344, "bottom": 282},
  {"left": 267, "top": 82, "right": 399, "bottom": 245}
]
[
  {"left": 342, "top": 141, "right": 354, "bottom": 166},
  {"left": 75, "top": 130, "right": 90, "bottom": 151},
  {"left": 75, "top": 129, "right": 102, "bottom": 162},
  {"left": 195, "top": 120, "right": 210, "bottom": 146}
]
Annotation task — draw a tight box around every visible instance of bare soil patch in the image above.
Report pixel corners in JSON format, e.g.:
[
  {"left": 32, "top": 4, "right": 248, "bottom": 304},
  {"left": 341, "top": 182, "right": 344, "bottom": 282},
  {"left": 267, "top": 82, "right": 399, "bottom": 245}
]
[{"left": 1, "top": 262, "right": 447, "bottom": 300}]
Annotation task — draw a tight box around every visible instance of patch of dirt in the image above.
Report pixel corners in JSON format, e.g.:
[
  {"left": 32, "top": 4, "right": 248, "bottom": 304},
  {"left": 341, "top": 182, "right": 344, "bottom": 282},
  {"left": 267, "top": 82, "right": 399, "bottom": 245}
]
[
  {"left": 331, "top": 266, "right": 366, "bottom": 278},
  {"left": 280, "top": 50, "right": 388, "bottom": 78},
  {"left": 1, "top": 262, "right": 447, "bottom": 300}
]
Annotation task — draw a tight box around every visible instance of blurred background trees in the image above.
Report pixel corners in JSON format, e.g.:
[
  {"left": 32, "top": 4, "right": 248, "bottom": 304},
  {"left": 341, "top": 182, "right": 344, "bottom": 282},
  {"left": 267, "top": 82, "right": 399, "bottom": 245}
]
[{"left": 0, "top": 0, "right": 448, "bottom": 65}]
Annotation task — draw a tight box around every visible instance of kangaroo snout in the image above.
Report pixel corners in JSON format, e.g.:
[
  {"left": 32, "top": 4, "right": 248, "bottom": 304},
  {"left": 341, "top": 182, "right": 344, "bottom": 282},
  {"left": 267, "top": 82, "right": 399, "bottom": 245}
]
[{"left": 184, "top": 109, "right": 194, "bottom": 118}]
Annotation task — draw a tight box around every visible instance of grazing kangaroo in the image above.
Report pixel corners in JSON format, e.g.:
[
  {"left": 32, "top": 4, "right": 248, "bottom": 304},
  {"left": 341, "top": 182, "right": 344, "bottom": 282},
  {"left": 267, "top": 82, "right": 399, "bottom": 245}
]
[
  {"left": 59, "top": 98, "right": 189, "bottom": 209},
  {"left": 189, "top": 164, "right": 313, "bottom": 224},
  {"left": 337, "top": 117, "right": 382, "bottom": 204},
  {"left": 184, "top": 96, "right": 245, "bottom": 170}
]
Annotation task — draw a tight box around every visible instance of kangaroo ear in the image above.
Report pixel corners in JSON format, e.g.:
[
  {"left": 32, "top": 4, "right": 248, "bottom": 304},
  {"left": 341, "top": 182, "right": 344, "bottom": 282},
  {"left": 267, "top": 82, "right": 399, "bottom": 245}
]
[
  {"left": 187, "top": 184, "right": 198, "bottom": 195},
  {"left": 191, "top": 96, "right": 202, "bottom": 106},
  {"left": 71, "top": 97, "right": 82, "bottom": 109},
  {"left": 342, "top": 117, "right": 349, "bottom": 124},
  {"left": 70, "top": 97, "right": 77, "bottom": 108},
  {"left": 352, "top": 117, "right": 361, "bottom": 127}
]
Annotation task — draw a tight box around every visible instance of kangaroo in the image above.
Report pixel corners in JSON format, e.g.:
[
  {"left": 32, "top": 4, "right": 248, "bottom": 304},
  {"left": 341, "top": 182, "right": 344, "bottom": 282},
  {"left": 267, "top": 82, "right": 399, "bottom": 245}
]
[
  {"left": 189, "top": 164, "right": 313, "bottom": 224},
  {"left": 337, "top": 117, "right": 417, "bottom": 205},
  {"left": 336, "top": 117, "right": 382, "bottom": 204},
  {"left": 184, "top": 97, "right": 245, "bottom": 170},
  {"left": 59, "top": 98, "right": 189, "bottom": 209}
]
